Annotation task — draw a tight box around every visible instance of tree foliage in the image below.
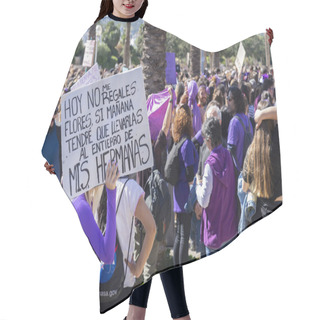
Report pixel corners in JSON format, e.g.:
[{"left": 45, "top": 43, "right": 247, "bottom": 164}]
[
  {"left": 220, "top": 34, "right": 266, "bottom": 66},
  {"left": 165, "top": 33, "right": 189, "bottom": 64},
  {"left": 98, "top": 21, "right": 121, "bottom": 69},
  {"left": 97, "top": 43, "right": 118, "bottom": 69},
  {"left": 72, "top": 39, "right": 85, "bottom": 64},
  {"left": 103, "top": 21, "right": 121, "bottom": 48},
  {"left": 135, "top": 24, "right": 144, "bottom": 60}
]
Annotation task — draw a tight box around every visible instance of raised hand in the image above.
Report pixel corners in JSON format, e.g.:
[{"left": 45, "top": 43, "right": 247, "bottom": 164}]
[
  {"left": 254, "top": 109, "right": 263, "bottom": 130},
  {"left": 105, "top": 162, "right": 120, "bottom": 190},
  {"left": 266, "top": 28, "right": 273, "bottom": 46},
  {"left": 44, "top": 161, "right": 55, "bottom": 175}
]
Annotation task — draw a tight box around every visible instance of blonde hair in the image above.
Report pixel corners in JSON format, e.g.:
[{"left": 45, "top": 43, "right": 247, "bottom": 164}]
[
  {"left": 244, "top": 101, "right": 275, "bottom": 198},
  {"left": 84, "top": 185, "right": 104, "bottom": 219}
]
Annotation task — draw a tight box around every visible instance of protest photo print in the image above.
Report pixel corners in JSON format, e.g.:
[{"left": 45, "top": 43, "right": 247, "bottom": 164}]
[{"left": 42, "top": 13, "right": 282, "bottom": 314}]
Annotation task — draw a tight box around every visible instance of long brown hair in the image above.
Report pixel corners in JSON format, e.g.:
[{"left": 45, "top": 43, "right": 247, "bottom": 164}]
[
  {"left": 94, "top": 0, "right": 149, "bottom": 24},
  {"left": 244, "top": 100, "right": 275, "bottom": 198},
  {"left": 172, "top": 104, "right": 193, "bottom": 143}
]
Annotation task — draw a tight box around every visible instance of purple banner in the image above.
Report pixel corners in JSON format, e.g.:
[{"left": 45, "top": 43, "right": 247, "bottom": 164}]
[
  {"left": 165, "top": 52, "right": 177, "bottom": 85},
  {"left": 147, "top": 88, "right": 176, "bottom": 141}
]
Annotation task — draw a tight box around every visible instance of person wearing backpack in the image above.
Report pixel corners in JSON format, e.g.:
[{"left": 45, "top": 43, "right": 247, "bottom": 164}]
[
  {"left": 169, "top": 104, "right": 199, "bottom": 266},
  {"left": 227, "top": 86, "right": 253, "bottom": 176},
  {"left": 135, "top": 86, "right": 174, "bottom": 281},
  {"left": 128, "top": 87, "right": 192, "bottom": 320}
]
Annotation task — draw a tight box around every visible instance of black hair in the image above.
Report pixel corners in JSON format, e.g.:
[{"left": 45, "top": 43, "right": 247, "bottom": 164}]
[
  {"left": 201, "top": 117, "right": 222, "bottom": 149},
  {"left": 228, "top": 86, "right": 246, "bottom": 114},
  {"left": 217, "top": 83, "right": 225, "bottom": 96},
  {"left": 241, "top": 83, "right": 251, "bottom": 105},
  {"left": 97, "top": 187, "right": 108, "bottom": 234},
  {"left": 175, "top": 82, "right": 185, "bottom": 105},
  {"left": 262, "top": 78, "right": 274, "bottom": 91}
]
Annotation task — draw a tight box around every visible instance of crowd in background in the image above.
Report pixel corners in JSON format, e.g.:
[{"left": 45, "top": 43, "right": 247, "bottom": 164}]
[{"left": 44, "top": 60, "right": 282, "bottom": 282}]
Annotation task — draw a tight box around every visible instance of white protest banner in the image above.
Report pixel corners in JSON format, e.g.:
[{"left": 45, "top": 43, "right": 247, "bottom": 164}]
[
  {"left": 82, "top": 40, "right": 96, "bottom": 68},
  {"left": 71, "top": 63, "right": 101, "bottom": 91},
  {"left": 235, "top": 42, "right": 246, "bottom": 76},
  {"left": 61, "top": 67, "right": 153, "bottom": 199}
]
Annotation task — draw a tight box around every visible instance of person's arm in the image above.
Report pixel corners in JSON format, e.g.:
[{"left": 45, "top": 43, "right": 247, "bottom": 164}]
[
  {"left": 125, "top": 195, "right": 156, "bottom": 278},
  {"left": 186, "top": 165, "right": 195, "bottom": 184},
  {"left": 162, "top": 87, "right": 174, "bottom": 136},
  {"left": 227, "top": 117, "right": 240, "bottom": 171},
  {"left": 255, "top": 106, "right": 277, "bottom": 129},
  {"left": 181, "top": 141, "right": 197, "bottom": 185},
  {"left": 72, "top": 163, "right": 119, "bottom": 264},
  {"left": 192, "top": 129, "right": 204, "bottom": 148},
  {"left": 196, "top": 163, "right": 213, "bottom": 208},
  {"left": 227, "top": 143, "right": 239, "bottom": 172},
  {"left": 242, "top": 179, "right": 250, "bottom": 193},
  {"left": 242, "top": 152, "right": 251, "bottom": 193}
]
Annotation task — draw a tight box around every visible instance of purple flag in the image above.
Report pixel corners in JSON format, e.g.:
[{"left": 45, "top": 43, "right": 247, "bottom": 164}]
[
  {"left": 166, "top": 52, "right": 177, "bottom": 85},
  {"left": 147, "top": 88, "right": 176, "bottom": 141}
]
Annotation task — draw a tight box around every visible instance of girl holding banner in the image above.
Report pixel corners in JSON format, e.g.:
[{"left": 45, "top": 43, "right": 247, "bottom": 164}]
[
  {"left": 43, "top": 0, "right": 282, "bottom": 318},
  {"left": 45, "top": 1, "right": 192, "bottom": 319}
]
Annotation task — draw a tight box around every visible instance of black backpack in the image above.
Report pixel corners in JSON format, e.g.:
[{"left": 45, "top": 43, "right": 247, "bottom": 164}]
[
  {"left": 235, "top": 115, "right": 253, "bottom": 170},
  {"left": 144, "top": 169, "right": 171, "bottom": 241},
  {"left": 164, "top": 137, "right": 187, "bottom": 186}
]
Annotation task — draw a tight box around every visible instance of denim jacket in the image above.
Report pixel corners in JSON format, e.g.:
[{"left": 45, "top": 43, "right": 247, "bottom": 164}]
[{"left": 237, "top": 171, "right": 257, "bottom": 233}]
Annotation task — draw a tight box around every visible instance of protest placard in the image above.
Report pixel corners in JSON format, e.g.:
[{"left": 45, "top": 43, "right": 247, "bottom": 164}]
[
  {"left": 71, "top": 63, "right": 101, "bottom": 91},
  {"left": 165, "top": 52, "right": 176, "bottom": 84},
  {"left": 61, "top": 67, "right": 153, "bottom": 199},
  {"left": 82, "top": 40, "right": 96, "bottom": 68},
  {"left": 235, "top": 42, "right": 246, "bottom": 76}
]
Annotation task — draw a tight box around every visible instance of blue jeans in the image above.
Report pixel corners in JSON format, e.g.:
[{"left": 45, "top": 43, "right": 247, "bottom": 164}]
[
  {"left": 205, "top": 237, "right": 235, "bottom": 257},
  {"left": 184, "top": 178, "right": 197, "bottom": 214},
  {"left": 205, "top": 246, "right": 216, "bottom": 257},
  {"left": 237, "top": 172, "right": 256, "bottom": 233}
]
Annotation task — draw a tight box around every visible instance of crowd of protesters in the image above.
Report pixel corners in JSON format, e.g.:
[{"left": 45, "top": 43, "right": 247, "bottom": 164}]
[
  {"left": 44, "top": 60, "right": 282, "bottom": 279},
  {"left": 155, "top": 63, "right": 282, "bottom": 260}
]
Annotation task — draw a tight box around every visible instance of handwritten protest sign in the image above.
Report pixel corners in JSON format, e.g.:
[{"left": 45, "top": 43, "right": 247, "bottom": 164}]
[
  {"left": 235, "top": 42, "right": 246, "bottom": 76},
  {"left": 61, "top": 67, "right": 153, "bottom": 199},
  {"left": 82, "top": 40, "right": 96, "bottom": 68}
]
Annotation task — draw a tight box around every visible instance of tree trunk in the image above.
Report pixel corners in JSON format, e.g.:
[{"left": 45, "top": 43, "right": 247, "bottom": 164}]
[
  {"left": 265, "top": 33, "right": 271, "bottom": 68},
  {"left": 210, "top": 52, "right": 213, "bottom": 73},
  {"left": 124, "top": 22, "right": 131, "bottom": 67},
  {"left": 190, "top": 45, "right": 200, "bottom": 78},
  {"left": 213, "top": 52, "right": 220, "bottom": 70},
  {"left": 88, "top": 24, "right": 96, "bottom": 41},
  {"left": 141, "top": 22, "right": 167, "bottom": 98}
]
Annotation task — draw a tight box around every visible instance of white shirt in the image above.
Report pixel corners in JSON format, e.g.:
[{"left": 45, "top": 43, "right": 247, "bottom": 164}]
[
  {"left": 115, "top": 178, "right": 144, "bottom": 288},
  {"left": 196, "top": 163, "right": 213, "bottom": 209}
]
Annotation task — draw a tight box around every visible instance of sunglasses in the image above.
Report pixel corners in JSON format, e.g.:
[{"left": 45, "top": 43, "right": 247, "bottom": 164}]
[{"left": 227, "top": 96, "right": 233, "bottom": 101}]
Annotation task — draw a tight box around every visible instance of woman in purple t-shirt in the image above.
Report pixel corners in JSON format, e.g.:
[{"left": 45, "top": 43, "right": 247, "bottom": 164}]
[
  {"left": 171, "top": 104, "right": 198, "bottom": 266},
  {"left": 227, "top": 86, "right": 253, "bottom": 174}
]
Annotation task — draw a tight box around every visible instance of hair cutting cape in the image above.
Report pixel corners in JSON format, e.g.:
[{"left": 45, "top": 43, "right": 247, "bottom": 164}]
[{"left": 42, "top": 13, "right": 282, "bottom": 313}]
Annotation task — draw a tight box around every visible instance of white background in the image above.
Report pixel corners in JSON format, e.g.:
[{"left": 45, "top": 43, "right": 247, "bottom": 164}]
[{"left": 0, "top": 0, "right": 319, "bottom": 319}]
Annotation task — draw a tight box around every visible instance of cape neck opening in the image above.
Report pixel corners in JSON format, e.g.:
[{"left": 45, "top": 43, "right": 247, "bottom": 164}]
[{"left": 108, "top": 12, "right": 140, "bottom": 22}]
